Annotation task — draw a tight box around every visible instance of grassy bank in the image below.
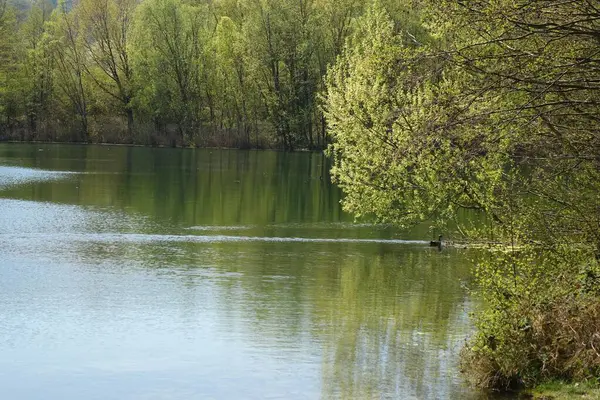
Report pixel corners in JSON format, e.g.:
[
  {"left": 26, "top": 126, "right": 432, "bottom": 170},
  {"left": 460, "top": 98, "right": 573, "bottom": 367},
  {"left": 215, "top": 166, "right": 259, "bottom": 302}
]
[{"left": 528, "top": 381, "right": 600, "bottom": 399}]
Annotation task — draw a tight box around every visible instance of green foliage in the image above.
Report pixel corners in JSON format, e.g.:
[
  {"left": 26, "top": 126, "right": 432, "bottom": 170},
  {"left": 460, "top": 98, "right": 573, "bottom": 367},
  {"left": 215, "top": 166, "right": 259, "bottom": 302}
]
[
  {"left": 324, "top": 0, "right": 600, "bottom": 390},
  {"left": 0, "top": 0, "right": 378, "bottom": 148},
  {"left": 462, "top": 248, "right": 600, "bottom": 389},
  {"left": 46, "top": 0, "right": 90, "bottom": 139},
  {"left": 213, "top": 15, "right": 258, "bottom": 146},
  {"left": 131, "top": 0, "right": 209, "bottom": 143},
  {"left": 240, "top": 0, "right": 326, "bottom": 149},
  {"left": 20, "top": 0, "right": 55, "bottom": 137},
  {"left": 530, "top": 380, "right": 600, "bottom": 399},
  {"left": 325, "top": 2, "right": 509, "bottom": 229},
  {"left": 0, "top": 1, "right": 19, "bottom": 124},
  {"left": 78, "top": 0, "right": 136, "bottom": 137}
]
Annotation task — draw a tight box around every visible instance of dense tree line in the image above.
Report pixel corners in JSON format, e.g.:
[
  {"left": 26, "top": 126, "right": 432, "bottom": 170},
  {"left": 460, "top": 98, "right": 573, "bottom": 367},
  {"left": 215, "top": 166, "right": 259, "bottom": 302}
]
[
  {"left": 325, "top": 0, "right": 600, "bottom": 391},
  {"left": 0, "top": 0, "right": 404, "bottom": 149}
]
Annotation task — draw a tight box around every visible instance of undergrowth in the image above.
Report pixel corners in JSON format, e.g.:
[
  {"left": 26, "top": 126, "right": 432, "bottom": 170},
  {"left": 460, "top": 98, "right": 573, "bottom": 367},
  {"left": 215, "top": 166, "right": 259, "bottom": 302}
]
[{"left": 461, "top": 248, "right": 600, "bottom": 391}]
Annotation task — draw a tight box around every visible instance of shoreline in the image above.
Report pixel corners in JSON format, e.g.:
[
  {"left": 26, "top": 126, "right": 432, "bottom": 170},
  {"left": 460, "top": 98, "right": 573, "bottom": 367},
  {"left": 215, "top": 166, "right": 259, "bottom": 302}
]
[{"left": 0, "top": 139, "right": 325, "bottom": 153}]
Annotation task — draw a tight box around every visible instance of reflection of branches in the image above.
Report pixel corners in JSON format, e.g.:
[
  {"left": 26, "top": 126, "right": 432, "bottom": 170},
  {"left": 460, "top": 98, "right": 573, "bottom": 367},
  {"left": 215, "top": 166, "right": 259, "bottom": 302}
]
[{"left": 317, "top": 250, "right": 474, "bottom": 398}]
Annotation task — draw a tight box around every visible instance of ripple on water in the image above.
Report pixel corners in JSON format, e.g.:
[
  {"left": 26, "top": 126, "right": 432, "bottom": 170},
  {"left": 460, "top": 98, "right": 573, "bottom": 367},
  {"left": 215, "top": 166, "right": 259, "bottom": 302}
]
[
  {"left": 185, "top": 225, "right": 256, "bottom": 231},
  {"left": 0, "top": 231, "right": 430, "bottom": 245},
  {"left": 0, "top": 199, "right": 141, "bottom": 235},
  {"left": 0, "top": 166, "right": 74, "bottom": 189}
]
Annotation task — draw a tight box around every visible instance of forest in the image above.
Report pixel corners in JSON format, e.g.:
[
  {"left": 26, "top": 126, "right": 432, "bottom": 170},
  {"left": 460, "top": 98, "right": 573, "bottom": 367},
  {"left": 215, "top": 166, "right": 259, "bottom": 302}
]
[
  {"left": 0, "top": 0, "right": 418, "bottom": 149},
  {"left": 2, "top": 0, "right": 599, "bottom": 393}
]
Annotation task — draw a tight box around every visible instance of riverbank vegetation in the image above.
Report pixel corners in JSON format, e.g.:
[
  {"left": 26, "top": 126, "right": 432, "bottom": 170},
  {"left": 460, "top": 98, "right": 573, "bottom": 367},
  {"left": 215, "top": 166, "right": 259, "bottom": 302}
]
[
  {"left": 0, "top": 0, "right": 418, "bottom": 150},
  {"left": 324, "top": 0, "right": 600, "bottom": 392},
  {"left": 529, "top": 381, "right": 600, "bottom": 399}
]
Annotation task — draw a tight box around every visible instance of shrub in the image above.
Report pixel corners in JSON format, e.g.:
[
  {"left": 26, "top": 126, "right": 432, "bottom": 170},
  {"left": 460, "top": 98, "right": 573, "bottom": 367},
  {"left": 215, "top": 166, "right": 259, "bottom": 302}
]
[{"left": 462, "top": 250, "right": 600, "bottom": 390}]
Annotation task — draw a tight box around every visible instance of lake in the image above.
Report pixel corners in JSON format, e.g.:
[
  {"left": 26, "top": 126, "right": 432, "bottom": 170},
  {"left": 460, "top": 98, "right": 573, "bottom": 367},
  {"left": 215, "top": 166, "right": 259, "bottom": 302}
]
[{"left": 0, "top": 143, "right": 482, "bottom": 399}]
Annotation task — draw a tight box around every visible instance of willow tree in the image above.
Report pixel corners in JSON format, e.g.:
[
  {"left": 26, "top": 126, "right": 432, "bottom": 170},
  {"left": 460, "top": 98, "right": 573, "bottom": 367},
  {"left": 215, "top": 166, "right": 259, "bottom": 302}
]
[
  {"left": 325, "top": 0, "right": 600, "bottom": 389},
  {"left": 325, "top": 2, "right": 508, "bottom": 229}
]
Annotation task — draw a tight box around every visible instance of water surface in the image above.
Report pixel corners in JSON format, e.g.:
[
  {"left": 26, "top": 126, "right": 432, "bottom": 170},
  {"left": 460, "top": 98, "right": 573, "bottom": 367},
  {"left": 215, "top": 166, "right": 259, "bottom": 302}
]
[{"left": 0, "top": 144, "right": 481, "bottom": 399}]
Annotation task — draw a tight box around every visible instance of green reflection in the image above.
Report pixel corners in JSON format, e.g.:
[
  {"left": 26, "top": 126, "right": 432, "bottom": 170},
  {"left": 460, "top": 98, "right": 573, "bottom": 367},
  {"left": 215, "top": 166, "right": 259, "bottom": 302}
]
[
  {"left": 204, "top": 243, "right": 476, "bottom": 398},
  {"left": 0, "top": 143, "right": 486, "bottom": 399},
  {"left": 0, "top": 144, "right": 347, "bottom": 229}
]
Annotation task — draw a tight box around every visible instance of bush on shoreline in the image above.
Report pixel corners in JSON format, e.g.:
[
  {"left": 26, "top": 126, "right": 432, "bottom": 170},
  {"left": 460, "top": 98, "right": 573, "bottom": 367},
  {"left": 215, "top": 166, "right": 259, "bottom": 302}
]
[
  {"left": 462, "top": 290, "right": 600, "bottom": 389},
  {"left": 323, "top": 0, "right": 600, "bottom": 392}
]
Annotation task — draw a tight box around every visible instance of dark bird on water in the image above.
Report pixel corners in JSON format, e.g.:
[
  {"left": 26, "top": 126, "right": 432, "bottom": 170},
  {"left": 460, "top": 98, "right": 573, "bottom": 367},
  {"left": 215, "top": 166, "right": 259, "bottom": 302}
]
[{"left": 430, "top": 235, "right": 443, "bottom": 248}]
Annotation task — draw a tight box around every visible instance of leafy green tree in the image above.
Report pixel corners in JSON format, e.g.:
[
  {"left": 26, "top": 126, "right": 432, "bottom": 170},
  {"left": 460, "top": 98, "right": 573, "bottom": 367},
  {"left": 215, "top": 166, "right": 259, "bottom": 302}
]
[
  {"left": 21, "top": 0, "right": 55, "bottom": 137},
  {"left": 47, "top": 0, "right": 89, "bottom": 140},
  {"left": 0, "top": 0, "right": 20, "bottom": 132},
  {"left": 78, "top": 0, "right": 136, "bottom": 136},
  {"left": 241, "top": 0, "right": 325, "bottom": 150},
  {"left": 325, "top": 0, "right": 600, "bottom": 389},
  {"left": 325, "top": 2, "right": 506, "bottom": 228},
  {"left": 440, "top": 0, "right": 600, "bottom": 388},
  {"left": 132, "top": 0, "right": 210, "bottom": 144},
  {"left": 213, "top": 15, "right": 254, "bottom": 146}
]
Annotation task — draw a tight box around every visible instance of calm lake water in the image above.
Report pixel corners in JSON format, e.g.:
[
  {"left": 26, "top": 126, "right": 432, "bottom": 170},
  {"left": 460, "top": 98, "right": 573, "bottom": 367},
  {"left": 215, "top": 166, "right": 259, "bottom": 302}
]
[{"left": 0, "top": 143, "right": 483, "bottom": 399}]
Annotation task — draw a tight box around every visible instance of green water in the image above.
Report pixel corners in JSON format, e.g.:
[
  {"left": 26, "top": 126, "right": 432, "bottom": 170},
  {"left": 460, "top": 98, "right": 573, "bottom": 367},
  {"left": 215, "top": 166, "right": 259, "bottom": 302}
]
[{"left": 0, "top": 143, "right": 482, "bottom": 399}]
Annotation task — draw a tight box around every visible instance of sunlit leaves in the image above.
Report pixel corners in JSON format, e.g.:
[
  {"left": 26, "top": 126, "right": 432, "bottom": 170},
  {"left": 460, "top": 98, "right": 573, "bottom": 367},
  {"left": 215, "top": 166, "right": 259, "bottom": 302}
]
[{"left": 324, "top": 2, "right": 510, "bottom": 229}]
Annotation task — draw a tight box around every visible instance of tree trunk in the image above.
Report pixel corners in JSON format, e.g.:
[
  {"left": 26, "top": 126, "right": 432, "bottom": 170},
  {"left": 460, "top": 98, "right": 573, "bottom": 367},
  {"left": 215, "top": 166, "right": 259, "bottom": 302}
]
[{"left": 126, "top": 108, "right": 134, "bottom": 138}]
